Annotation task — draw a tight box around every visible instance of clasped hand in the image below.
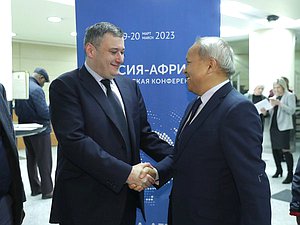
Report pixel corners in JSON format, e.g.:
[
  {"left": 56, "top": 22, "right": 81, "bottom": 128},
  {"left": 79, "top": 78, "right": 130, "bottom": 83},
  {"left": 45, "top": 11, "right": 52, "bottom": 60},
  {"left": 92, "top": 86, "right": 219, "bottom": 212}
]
[{"left": 126, "top": 162, "right": 156, "bottom": 192}]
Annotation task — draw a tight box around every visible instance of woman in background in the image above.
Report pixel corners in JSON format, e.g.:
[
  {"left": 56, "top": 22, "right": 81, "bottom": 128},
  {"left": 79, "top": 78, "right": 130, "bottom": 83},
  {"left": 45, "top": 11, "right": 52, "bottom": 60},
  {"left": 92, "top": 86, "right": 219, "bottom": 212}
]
[
  {"left": 265, "top": 78, "right": 296, "bottom": 184},
  {"left": 245, "top": 84, "right": 267, "bottom": 130}
]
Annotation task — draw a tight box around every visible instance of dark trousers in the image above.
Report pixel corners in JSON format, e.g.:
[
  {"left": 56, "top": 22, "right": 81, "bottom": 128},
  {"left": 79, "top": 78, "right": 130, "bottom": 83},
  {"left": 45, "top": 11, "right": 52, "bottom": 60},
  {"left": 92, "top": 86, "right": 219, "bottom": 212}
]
[
  {"left": 0, "top": 195, "right": 13, "bottom": 225},
  {"left": 23, "top": 134, "right": 53, "bottom": 195},
  {"left": 59, "top": 189, "right": 137, "bottom": 225},
  {"left": 120, "top": 189, "right": 137, "bottom": 225}
]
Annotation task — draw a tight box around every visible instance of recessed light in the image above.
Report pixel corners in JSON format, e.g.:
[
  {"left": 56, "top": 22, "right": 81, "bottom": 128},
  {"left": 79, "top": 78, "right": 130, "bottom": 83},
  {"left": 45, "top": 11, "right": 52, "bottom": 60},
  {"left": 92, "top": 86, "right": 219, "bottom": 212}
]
[
  {"left": 47, "top": 16, "right": 62, "bottom": 23},
  {"left": 70, "top": 32, "right": 77, "bottom": 37},
  {"left": 47, "top": 0, "right": 74, "bottom": 6}
]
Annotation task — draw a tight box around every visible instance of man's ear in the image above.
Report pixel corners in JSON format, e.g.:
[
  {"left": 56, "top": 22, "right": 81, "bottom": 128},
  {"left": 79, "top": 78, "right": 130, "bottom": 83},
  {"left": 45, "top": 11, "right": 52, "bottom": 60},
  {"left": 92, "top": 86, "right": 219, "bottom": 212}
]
[
  {"left": 85, "top": 43, "right": 95, "bottom": 58},
  {"left": 207, "top": 57, "right": 218, "bottom": 74}
]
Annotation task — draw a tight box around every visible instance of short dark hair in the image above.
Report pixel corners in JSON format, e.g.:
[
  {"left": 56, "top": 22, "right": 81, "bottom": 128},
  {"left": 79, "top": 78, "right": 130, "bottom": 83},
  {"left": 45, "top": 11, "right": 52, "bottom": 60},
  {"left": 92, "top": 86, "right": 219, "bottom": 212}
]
[{"left": 83, "top": 22, "right": 124, "bottom": 47}]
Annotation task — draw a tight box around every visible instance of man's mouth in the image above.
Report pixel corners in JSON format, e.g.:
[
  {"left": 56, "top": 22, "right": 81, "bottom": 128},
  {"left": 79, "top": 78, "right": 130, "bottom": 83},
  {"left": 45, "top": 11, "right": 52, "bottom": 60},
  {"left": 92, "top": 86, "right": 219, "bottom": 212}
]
[{"left": 111, "top": 63, "right": 120, "bottom": 69}]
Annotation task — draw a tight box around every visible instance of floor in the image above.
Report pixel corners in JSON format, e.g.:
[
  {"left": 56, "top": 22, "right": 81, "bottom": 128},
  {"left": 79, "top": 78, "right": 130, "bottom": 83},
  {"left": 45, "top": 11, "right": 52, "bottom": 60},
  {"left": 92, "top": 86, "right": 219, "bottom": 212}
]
[{"left": 18, "top": 132, "right": 299, "bottom": 225}]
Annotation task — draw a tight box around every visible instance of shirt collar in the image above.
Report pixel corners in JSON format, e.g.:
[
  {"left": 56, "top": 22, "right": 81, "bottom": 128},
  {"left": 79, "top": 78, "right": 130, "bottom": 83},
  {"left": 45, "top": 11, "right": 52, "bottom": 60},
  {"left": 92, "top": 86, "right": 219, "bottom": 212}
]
[
  {"left": 85, "top": 62, "right": 106, "bottom": 83},
  {"left": 200, "top": 80, "right": 230, "bottom": 105}
]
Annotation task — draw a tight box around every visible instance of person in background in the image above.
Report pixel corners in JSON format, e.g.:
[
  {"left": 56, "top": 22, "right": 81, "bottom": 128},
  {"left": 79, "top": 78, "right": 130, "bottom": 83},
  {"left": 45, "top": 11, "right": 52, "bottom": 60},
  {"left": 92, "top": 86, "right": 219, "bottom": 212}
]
[
  {"left": 282, "top": 76, "right": 296, "bottom": 95},
  {"left": 281, "top": 76, "right": 297, "bottom": 153},
  {"left": 244, "top": 85, "right": 267, "bottom": 130},
  {"left": 14, "top": 68, "right": 53, "bottom": 199},
  {"left": 0, "top": 83, "right": 25, "bottom": 225},
  {"left": 49, "top": 22, "right": 172, "bottom": 225},
  {"left": 290, "top": 156, "right": 300, "bottom": 224},
  {"left": 262, "top": 78, "right": 296, "bottom": 184},
  {"left": 134, "top": 37, "right": 271, "bottom": 225}
]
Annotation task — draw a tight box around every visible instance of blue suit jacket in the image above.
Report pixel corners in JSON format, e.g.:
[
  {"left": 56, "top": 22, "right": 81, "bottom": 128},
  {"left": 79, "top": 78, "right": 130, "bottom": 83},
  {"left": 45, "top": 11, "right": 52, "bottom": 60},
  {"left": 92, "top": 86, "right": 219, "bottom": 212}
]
[
  {"left": 156, "top": 82, "right": 271, "bottom": 225},
  {"left": 49, "top": 66, "right": 172, "bottom": 225}
]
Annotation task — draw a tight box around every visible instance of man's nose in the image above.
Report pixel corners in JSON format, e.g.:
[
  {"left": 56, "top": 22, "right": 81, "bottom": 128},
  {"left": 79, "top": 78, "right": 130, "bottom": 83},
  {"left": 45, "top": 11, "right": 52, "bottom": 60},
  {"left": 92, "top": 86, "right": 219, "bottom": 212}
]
[{"left": 116, "top": 52, "right": 124, "bottom": 63}]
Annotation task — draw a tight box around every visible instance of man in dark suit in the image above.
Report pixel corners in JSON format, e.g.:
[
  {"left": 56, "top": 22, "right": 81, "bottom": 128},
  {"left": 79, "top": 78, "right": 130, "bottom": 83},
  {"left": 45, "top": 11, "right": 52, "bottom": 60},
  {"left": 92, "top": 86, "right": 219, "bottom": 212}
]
[
  {"left": 0, "top": 83, "right": 25, "bottom": 225},
  {"left": 154, "top": 37, "right": 271, "bottom": 225},
  {"left": 49, "top": 22, "right": 172, "bottom": 225}
]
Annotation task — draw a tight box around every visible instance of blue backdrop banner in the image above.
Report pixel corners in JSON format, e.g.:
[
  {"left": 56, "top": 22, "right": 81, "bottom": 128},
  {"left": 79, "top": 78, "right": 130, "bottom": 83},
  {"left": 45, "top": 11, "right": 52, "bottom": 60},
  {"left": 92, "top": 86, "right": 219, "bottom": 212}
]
[{"left": 75, "top": 1, "right": 220, "bottom": 224}]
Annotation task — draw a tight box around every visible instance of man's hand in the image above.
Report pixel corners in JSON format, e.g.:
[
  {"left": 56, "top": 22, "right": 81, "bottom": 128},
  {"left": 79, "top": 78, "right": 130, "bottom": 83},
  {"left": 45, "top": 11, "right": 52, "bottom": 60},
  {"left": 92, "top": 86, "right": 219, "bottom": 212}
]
[
  {"left": 128, "top": 166, "right": 157, "bottom": 192},
  {"left": 126, "top": 163, "right": 155, "bottom": 192}
]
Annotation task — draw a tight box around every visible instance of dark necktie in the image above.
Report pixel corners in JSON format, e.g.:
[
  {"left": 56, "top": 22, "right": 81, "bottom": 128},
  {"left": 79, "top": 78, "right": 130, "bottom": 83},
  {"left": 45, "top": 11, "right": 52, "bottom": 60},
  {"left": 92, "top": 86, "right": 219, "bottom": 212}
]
[
  {"left": 101, "top": 79, "right": 125, "bottom": 118},
  {"left": 186, "top": 97, "right": 202, "bottom": 125},
  {"left": 178, "top": 97, "right": 202, "bottom": 138},
  {"left": 101, "top": 79, "right": 131, "bottom": 159}
]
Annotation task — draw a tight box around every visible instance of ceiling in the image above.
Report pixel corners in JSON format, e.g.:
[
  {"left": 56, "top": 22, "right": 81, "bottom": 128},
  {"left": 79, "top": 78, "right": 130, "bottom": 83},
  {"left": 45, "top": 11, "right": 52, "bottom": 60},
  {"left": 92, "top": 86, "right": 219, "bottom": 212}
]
[{"left": 11, "top": 0, "right": 300, "bottom": 53}]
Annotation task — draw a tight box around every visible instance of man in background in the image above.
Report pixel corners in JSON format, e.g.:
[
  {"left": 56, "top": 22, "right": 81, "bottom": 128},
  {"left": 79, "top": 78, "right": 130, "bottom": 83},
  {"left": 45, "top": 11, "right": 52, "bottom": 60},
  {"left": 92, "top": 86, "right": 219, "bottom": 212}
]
[
  {"left": 290, "top": 156, "right": 300, "bottom": 224},
  {"left": 15, "top": 68, "right": 53, "bottom": 199},
  {"left": 0, "top": 83, "right": 25, "bottom": 224}
]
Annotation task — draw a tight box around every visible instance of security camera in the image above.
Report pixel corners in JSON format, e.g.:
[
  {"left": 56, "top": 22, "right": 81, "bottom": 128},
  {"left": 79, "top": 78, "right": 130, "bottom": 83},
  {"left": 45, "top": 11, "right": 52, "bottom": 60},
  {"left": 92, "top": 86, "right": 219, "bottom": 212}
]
[{"left": 267, "top": 15, "right": 279, "bottom": 22}]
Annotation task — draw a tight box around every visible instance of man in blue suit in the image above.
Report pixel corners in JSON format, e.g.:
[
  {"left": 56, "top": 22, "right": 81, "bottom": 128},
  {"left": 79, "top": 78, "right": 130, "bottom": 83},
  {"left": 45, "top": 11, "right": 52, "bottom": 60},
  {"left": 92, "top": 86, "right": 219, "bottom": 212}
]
[
  {"left": 154, "top": 37, "right": 271, "bottom": 225},
  {"left": 49, "top": 22, "right": 172, "bottom": 225}
]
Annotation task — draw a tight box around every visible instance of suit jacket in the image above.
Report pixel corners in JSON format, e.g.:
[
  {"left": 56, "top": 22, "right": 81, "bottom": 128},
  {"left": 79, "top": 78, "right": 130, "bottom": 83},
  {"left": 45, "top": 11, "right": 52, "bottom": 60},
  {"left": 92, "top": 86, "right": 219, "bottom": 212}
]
[
  {"left": 268, "top": 91, "right": 296, "bottom": 131},
  {"left": 49, "top": 66, "right": 172, "bottom": 225},
  {"left": 0, "top": 84, "right": 25, "bottom": 225},
  {"left": 156, "top": 82, "right": 271, "bottom": 225},
  {"left": 15, "top": 77, "right": 51, "bottom": 135},
  {"left": 291, "top": 156, "right": 300, "bottom": 214}
]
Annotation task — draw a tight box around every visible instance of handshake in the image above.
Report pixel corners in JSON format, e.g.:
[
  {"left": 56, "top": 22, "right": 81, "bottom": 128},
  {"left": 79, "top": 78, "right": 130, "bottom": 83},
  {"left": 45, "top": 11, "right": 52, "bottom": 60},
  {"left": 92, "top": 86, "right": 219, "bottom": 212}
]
[{"left": 126, "top": 162, "right": 157, "bottom": 192}]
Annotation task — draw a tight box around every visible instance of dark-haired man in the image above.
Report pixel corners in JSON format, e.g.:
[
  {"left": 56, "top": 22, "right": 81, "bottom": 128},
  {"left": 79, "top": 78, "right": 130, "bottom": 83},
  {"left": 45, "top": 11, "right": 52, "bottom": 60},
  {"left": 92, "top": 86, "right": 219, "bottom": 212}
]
[{"left": 49, "top": 22, "right": 172, "bottom": 225}]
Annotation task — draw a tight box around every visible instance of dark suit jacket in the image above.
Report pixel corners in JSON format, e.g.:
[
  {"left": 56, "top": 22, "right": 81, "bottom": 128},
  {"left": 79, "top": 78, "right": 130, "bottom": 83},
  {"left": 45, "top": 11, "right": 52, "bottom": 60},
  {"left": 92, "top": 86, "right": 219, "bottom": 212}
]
[
  {"left": 49, "top": 66, "right": 172, "bottom": 225},
  {"left": 291, "top": 156, "right": 300, "bottom": 214},
  {"left": 0, "top": 84, "right": 25, "bottom": 225},
  {"left": 156, "top": 82, "right": 271, "bottom": 225}
]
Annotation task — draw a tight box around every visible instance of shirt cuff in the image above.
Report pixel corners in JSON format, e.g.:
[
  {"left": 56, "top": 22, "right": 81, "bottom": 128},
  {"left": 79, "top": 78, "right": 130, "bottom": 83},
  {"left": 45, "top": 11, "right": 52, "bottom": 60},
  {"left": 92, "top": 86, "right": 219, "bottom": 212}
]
[
  {"left": 153, "top": 167, "right": 159, "bottom": 185},
  {"left": 290, "top": 211, "right": 300, "bottom": 216}
]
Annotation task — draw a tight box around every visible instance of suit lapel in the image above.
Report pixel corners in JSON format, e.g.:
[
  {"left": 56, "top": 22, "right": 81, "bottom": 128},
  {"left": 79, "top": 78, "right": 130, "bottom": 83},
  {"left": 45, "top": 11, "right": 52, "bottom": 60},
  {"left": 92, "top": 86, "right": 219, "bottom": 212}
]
[
  {"left": 78, "top": 66, "right": 127, "bottom": 138},
  {"left": 175, "top": 82, "right": 233, "bottom": 160}
]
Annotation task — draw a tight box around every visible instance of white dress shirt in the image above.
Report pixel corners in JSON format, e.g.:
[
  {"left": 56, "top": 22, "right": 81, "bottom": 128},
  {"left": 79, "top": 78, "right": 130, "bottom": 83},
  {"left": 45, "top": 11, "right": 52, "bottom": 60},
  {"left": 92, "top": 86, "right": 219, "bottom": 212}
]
[{"left": 85, "top": 62, "right": 126, "bottom": 117}]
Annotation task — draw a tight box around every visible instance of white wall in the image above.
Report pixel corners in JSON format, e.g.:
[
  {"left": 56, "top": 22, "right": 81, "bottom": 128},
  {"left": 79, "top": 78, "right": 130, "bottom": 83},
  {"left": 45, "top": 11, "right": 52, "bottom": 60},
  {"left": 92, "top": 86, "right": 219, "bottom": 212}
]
[
  {"left": 0, "top": 0, "right": 12, "bottom": 100},
  {"left": 12, "top": 41, "right": 300, "bottom": 100},
  {"left": 229, "top": 39, "right": 300, "bottom": 98},
  {"left": 12, "top": 42, "right": 77, "bottom": 103}
]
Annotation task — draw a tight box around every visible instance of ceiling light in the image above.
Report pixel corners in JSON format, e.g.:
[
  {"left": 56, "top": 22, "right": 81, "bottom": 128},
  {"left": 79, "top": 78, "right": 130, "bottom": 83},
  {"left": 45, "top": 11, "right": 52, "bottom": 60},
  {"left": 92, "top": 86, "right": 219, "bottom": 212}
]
[
  {"left": 46, "top": 0, "right": 74, "bottom": 6},
  {"left": 11, "top": 32, "right": 16, "bottom": 37},
  {"left": 47, "top": 16, "right": 62, "bottom": 23},
  {"left": 70, "top": 32, "right": 77, "bottom": 37}
]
